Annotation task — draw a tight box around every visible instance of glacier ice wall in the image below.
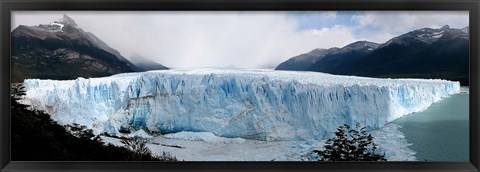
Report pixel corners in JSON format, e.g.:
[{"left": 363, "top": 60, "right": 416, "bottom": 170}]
[{"left": 22, "top": 69, "right": 460, "bottom": 141}]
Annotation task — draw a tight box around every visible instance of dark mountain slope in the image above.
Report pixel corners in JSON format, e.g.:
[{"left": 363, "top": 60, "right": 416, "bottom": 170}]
[
  {"left": 275, "top": 48, "right": 340, "bottom": 71},
  {"left": 276, "top": 25, "right": 469, "bottom": 85},
  {"left": 129, "top": 55, "right": 169, "bottom": 71},
  {"left": 11, "top": 15, "right": 169, "bottom": 82}
]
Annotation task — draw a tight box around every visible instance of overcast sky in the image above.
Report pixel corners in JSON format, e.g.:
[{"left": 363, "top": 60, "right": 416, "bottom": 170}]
[{"left": 12, "top": 11, "right": 468, "bottom": 69}]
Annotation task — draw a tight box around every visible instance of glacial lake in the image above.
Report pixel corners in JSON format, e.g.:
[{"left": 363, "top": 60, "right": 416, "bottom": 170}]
[{"left": 391, "top": 87, "right": 469, "bottom": 161}]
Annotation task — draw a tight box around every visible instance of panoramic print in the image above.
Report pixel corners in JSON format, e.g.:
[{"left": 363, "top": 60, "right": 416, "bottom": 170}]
[{"left": 10, "top": 11, "right": 469, "bottom": 161}]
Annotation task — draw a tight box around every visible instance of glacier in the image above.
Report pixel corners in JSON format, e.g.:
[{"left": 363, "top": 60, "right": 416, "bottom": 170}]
[{"left": 22, "top": 69, "right": 460, "bottom": 141}]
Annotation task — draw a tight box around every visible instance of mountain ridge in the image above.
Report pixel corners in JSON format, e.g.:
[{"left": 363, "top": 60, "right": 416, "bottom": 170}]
[
  {"left": 11, "top": 15, "right": 169, "bottom": 82},
  {"left": 275, "top": 25, "right": 469, "bottom": 85}
]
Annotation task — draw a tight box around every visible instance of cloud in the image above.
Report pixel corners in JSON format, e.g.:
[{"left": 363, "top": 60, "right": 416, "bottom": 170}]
[
  {"left": 11, "top": 11, "right": 468, "bottom": 69},
  {"left": 12, "top": 11, "right": 357, "bottom": 69}
]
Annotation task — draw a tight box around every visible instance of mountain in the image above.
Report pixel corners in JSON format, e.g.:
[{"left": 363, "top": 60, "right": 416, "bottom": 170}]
[
  {"left": 275, "top": 25, "right": 469, "bottom": 85},
  {"left": 11, "top": 14, "right": 168, "bottom": 83},
  {"left": 275, "top": 41, "right": 379, "bottom": 71},
  {"left": 129, "top": 56, "right": 169, "bottom": 71},
  {"left": 275, "top": 48, "right": 339, "bottom": 71}
]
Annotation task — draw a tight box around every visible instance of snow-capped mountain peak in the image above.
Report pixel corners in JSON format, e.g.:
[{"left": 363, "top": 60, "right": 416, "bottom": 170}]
[
  {"left": 34, "top": 14, "right": 80, "bottom": 33},
  {"left": 57, "top": 14, "right": 79, "bottom": 27},
  {"left": 381, "top": 25, "right": 468, "bottom": 47},
  {"left": 412, "top": 26, "right": 448, "bottom": 43},
  {"left": 343, "top": 41, "right": 379, "bottom": 50},
  {"left": 17, "top": 14, "right": 122, "bottom": 59},
  {"left": 330, "top": 41, "right": 380, "bottom": 54},
  {"left": 440, "top": 24, "right": 451, "bottom": 30}
]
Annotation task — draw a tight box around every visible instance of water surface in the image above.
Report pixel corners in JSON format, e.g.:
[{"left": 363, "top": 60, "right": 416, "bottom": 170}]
[{"left": 392, "top": 91, "right": 469, "bottom": 161}]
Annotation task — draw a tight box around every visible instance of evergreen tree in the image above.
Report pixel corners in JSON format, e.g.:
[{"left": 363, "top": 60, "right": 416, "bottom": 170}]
[
  {"left": 11, "top": 83, "right": 177, "bottom": 161},
  {"left": 313, "top": 123, "right": 386, "bottom": 161}
]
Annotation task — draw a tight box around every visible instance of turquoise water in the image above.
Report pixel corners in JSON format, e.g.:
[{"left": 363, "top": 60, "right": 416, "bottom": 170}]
[{"left": 392, "top": 91, "right": 469, "bottom": 161}]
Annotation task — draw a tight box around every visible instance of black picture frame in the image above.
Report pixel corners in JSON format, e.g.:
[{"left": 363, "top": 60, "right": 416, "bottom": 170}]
[{"left": 1, "top": 0, "right": 479, "bottom": 171}]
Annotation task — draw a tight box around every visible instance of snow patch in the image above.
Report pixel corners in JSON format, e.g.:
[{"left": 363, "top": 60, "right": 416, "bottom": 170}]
[
  {"left": 432, "top": 34, "right": 443, "bottom": 39},
  {"left": 50, "top": 22, "right": 64, "bottom": 30}
]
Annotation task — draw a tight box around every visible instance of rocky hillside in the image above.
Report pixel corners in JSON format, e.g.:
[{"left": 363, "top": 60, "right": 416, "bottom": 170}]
[
  {"left": 276, "top": 25, "right": 469, "bottom": 85},
  {"left": 11, "top": 14, "right": 168, "bottom": 83}
]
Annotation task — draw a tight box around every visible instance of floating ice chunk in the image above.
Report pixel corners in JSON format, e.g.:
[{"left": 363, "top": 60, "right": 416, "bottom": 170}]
[{"left": 126, "top": 129, "right": 153, "bottom": 139}]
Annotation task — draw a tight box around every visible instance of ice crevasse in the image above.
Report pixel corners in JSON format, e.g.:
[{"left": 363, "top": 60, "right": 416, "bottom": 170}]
[{"left": 22, "top": 69, "right": 460, "bottom": 141}]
